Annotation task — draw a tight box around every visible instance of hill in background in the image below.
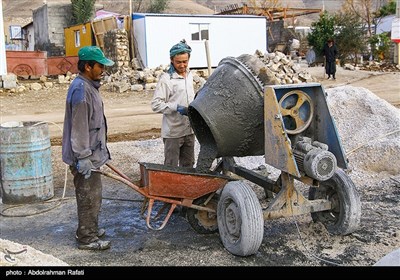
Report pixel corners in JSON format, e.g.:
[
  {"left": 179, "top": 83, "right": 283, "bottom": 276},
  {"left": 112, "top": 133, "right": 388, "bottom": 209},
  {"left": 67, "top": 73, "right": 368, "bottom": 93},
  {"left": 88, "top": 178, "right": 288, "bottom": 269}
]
[
  {"left": 2, "top": 0, "right": 214, "bottom": 21},
  {"left": 2, "top": 0, "right": 348, "bottom": 21}
]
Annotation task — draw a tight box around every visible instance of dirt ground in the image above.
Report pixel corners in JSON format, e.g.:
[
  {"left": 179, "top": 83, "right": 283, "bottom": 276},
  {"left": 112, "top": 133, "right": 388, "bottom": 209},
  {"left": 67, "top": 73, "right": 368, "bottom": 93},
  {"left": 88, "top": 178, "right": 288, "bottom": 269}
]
[
  {"left": 0, "top": 64, "right": 399, "bottom": 269},
  {"left": 1, "top": 65, "right": 399, "bottom": 144}
]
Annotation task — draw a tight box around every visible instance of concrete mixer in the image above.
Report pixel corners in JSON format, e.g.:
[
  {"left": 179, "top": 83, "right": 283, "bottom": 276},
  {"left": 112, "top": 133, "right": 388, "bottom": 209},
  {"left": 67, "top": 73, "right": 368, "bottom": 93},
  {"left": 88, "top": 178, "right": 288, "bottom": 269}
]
[{"left": 188, "top": 55, "right": 361, "bottom": 257}]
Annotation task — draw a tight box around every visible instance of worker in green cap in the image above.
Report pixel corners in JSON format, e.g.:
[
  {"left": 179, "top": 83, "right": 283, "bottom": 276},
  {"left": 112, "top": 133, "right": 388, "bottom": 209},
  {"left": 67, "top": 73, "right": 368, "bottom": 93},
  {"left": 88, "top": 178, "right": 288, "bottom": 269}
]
[
  {"left": 62, "top": 46, "right": 114, "bottom": 251},
  {"left": 151, "top": 39, "right": 196, "bottom": 168}
]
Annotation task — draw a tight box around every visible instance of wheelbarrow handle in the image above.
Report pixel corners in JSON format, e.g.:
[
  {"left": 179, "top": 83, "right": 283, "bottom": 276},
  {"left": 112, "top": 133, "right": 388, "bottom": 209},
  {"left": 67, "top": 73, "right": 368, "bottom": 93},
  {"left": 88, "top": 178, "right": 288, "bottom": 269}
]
[
  {"left": 92, "top": 169, "right": 146, "bottom": 196},
  {"left": 106, "top": 163, "right": 132, "bottom": 182}
]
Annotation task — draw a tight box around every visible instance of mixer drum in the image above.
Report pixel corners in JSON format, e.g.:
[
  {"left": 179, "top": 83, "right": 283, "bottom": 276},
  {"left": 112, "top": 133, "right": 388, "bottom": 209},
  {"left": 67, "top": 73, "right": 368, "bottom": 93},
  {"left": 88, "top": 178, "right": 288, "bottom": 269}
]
[{"left": 188, "top": 57, "right": 265, "bottom": 157}]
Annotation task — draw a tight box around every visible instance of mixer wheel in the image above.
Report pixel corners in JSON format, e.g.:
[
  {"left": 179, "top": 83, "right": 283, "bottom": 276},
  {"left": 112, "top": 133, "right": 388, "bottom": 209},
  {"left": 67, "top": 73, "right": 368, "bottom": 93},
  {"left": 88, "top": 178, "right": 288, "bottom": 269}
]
[
  {"left": 187, "top": 194, "right": 219, "bottom": 234},
  {"left": 278, "top": 90, "right": 314, "bottom": 134},
  {"left": 309, "top": 169, "right": 361, "bottom": 235},
  {"left": 217, "top": 181, "right": 264, "bottom": 256}
]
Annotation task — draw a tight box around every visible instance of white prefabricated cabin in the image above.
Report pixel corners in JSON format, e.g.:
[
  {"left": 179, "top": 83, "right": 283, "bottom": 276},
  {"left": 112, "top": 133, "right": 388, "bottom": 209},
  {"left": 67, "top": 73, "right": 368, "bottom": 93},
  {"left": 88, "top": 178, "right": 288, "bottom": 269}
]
[{"left": 132, "top": 13, "right": 267, "bottom": 69}]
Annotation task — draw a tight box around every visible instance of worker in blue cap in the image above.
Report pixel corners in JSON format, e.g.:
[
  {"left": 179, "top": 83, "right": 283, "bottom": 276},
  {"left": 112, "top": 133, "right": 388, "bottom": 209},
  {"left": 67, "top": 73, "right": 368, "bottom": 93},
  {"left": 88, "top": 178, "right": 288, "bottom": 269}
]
[
  {"left": 151, "top": 39, "right": 196, "bottom": 168},
  {"left": 62, "top": 46, "right": 114, "bottom": 251}
]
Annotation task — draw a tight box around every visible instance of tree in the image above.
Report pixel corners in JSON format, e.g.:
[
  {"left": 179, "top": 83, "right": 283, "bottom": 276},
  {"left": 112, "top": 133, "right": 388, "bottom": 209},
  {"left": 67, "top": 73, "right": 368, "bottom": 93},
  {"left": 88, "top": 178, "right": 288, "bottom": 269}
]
[
  {"left": 148, "top": 0, "right": 169, "bottom": 13},
  {"left": 71, "top": 0, "right": 95, "bottom": 25},
  {"left": 341, "top": 0, "right": 389, "bottom": 37},
  {"left": 369, "top": 32, "right": 392, "bottom": 61},
  {"left": 307, "top": 11, "right": 336, "bottom": 57},
  {"left": 375, "top": 0, "right": 396, "bottom": 17},
  {"left": 334, "top": 12, "right": 368, "bottom": 65},
  {"left": 132, "top": 0, "right": 170, "bottom": 13}
]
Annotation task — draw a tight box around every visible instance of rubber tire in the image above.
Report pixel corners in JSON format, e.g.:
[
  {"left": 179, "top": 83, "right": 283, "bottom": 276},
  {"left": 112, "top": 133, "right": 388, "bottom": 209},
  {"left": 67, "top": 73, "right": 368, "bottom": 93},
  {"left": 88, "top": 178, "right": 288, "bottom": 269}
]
[
  {"left": 187, "top": 194, "right": 219, "bottom": 234},
  {"left": 309, "top": 169, "right": 361, "bottom": 235},
  {"left": 217, "top": 181, "right": 264, "bottom": 256}
]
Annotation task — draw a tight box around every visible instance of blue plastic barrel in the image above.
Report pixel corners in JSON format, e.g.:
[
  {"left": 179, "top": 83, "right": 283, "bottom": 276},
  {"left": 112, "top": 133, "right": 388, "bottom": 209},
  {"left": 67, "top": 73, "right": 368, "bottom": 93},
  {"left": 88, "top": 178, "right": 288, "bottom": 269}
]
[{"left": 0, "top": 121, "right": 54, "bottom": 204}]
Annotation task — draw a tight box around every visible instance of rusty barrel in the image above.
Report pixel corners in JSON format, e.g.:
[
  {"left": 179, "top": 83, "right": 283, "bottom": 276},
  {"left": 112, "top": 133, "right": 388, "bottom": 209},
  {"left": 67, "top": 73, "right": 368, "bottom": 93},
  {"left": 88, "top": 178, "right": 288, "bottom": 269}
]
[
  {"left": 0, "top": 121, "right": 54, "bottom": 204},
  {"left": 189, "top": 56, "right": 265, "bottom": 158}
]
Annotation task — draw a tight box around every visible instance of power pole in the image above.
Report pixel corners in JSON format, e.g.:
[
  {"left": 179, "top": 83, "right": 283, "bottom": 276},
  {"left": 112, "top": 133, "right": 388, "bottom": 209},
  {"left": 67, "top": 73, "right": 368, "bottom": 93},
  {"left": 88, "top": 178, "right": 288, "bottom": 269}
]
[
  {"left": 0, "top": 0, "right": 7, "bottom": 75},
  {"left": 395, "top": 0, "right": 400, "bottom": 65}
]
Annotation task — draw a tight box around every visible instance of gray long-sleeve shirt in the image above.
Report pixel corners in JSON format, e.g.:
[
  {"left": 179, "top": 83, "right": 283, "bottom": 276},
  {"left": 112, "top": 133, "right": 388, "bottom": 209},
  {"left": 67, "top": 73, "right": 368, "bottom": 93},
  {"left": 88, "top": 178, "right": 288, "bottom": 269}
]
[
  {"left": 151, "top": 70, "right": 195, "bottom": 138},
  {"left": 62, "top": 75, "right": 111, "bottom": 168}
]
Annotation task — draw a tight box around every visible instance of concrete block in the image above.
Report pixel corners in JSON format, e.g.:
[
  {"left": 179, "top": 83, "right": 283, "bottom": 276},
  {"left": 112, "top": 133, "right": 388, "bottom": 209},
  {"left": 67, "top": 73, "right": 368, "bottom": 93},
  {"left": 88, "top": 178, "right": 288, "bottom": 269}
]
[{"left": 2, "top": 74, "right": 17, "bottom": 89}]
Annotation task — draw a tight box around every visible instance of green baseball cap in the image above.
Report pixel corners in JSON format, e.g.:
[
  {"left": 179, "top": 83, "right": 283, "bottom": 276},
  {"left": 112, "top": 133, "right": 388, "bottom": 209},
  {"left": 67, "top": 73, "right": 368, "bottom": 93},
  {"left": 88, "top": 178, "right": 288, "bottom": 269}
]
[{"left": 78, "top": 46, "right": 114, "bottom": 66}]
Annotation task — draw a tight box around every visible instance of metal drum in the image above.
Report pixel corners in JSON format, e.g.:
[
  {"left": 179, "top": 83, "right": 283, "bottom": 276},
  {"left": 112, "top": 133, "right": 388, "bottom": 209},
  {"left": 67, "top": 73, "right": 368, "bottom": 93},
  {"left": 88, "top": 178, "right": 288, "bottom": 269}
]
[
  {"left": 189, "top": 56, "right": 265, "bottom": 158},
  {"left": 0, "top": 121, "right": 54, "bottom": 204}
]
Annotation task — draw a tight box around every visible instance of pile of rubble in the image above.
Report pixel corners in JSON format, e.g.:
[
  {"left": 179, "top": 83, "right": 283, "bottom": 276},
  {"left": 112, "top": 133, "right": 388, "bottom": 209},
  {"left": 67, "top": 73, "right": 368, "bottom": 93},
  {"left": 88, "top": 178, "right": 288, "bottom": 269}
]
[
  {"left": 343, "top": 61, "right": 400, "bottom": 72},
  {"left": 238, "top": 50, "right": 315, "bottom": 85},
  {"left": 358, "top": 61, "right": 400, "bottom": 72},
  {"left": 1, "top": 49, "right": 317, "bottom": 94},
  {"left": 102, "top": 49, "right": 317, "bottom": 93}
]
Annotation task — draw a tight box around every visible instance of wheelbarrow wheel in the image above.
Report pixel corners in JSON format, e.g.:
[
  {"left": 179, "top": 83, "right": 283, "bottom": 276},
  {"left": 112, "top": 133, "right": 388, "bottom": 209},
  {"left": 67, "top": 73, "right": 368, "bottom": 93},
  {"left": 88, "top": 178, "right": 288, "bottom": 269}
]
[
  {"left": 187, "top": 194, "right": 219, "bottom": 234},
  {"left": 309, "top": 169, "right": 361, "bottom": 235},
  {"left": 217, "top": 181, "right": 264, "bottom": 256}
]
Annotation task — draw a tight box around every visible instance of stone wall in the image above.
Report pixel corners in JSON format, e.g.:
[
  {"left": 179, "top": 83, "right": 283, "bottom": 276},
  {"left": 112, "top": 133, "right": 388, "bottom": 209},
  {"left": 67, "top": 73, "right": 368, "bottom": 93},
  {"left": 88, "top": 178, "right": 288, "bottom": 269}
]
[{"left": 103, "top": 29, "right": 131, "bottom": 74}]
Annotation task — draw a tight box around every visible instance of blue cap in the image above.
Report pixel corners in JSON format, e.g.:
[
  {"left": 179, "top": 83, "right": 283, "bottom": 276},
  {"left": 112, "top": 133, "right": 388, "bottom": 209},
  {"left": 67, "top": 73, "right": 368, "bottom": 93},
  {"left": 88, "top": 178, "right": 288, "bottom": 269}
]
[{"left": 169, "top": 39, "right": 192, "bottom": 57}]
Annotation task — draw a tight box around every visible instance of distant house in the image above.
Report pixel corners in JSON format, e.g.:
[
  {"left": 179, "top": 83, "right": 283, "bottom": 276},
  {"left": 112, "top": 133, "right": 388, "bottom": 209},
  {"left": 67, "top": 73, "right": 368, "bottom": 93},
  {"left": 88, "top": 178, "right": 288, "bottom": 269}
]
[
  {"left": 132, "top": 13, "right": 267, "bottom": 69},
  {"left": 33, "top": 3, "right": 72, "bottom": 56},
  {"left": 22, "top": 22, "right": 34, "bottom": 51}
]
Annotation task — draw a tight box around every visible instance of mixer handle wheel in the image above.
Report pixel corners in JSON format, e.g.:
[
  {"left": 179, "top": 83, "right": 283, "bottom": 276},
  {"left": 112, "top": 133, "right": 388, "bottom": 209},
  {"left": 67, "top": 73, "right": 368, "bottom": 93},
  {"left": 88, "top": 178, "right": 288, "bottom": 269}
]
[{"left": 278, "top": 90, "right": 314, "bottom": 134}]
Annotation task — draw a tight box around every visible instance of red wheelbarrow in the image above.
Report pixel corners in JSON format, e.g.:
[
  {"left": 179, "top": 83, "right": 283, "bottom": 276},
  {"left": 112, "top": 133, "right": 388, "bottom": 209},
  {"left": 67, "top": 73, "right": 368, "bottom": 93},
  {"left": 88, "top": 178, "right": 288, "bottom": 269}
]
[{"left": 96, "top": 162, "right": 231, "bottom": 233}]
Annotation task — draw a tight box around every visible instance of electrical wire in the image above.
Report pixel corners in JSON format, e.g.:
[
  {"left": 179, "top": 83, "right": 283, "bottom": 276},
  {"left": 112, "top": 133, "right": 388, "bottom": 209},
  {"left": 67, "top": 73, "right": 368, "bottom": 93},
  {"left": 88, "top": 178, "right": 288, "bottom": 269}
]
[
  {"left": 288, "top": 201, "right": 342, "bottom": 266},
  {"left": 291, "top": 215, "right": 342, "bottom": 266},
  {"left": 1, "top": 120, "right": 145, "bottom": 217},
  {"left": 346, "top": 129, "right": 400, "bottom": 156}
]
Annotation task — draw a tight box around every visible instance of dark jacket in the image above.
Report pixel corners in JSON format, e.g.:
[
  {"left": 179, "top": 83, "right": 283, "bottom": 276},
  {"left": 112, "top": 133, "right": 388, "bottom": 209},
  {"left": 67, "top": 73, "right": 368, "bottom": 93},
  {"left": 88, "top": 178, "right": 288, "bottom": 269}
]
[
  {"left": 62, "top": 75, "right": 110, "bottom": 168},
  {"left": 323, "top": 43, "right": 338, "bottom": 62}
]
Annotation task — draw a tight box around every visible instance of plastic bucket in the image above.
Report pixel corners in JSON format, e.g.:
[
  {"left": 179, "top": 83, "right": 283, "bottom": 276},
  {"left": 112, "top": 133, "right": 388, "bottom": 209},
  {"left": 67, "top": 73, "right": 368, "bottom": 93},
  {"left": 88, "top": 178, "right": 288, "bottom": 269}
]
[{"left": 0, "top": 121, "right": 54, "bottom": 204}]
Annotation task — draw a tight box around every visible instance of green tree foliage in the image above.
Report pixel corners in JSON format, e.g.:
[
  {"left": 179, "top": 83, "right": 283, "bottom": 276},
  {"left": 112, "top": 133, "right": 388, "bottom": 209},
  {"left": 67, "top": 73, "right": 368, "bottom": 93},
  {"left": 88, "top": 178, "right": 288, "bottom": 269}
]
[
  {"left": 148, "top": 0, "right": 169, "bottom": 13},
  {"left": 71, "top": 0, "right": 95, "bottom": 25},
  {"left": 307, "top": 12, "right": 336, "bottom": 56},
  {"left": 369, "top": 32, "right": 392, "bottom": 61},
  {"left": 132, "top": 0, "right": 170, "bottom": 13},
  {"left": 375, "top": 0, "right": 396, "bottom": 17},
  {"left": 334, "top": 12, "right": 367, "bottom": 65}
]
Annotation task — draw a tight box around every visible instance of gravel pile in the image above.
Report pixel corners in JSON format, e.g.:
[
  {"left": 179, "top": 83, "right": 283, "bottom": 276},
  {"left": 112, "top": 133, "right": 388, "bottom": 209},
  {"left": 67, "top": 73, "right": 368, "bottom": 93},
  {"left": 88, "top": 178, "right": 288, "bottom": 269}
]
[{"left": 326, "top": 86, "right": 400, "bottom": 187}]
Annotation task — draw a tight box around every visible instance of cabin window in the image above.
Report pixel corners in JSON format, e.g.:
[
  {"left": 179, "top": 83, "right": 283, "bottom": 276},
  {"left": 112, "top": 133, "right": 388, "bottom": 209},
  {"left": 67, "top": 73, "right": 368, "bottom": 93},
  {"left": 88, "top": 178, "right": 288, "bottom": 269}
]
[
  {"left": 74, "top": 30, "right": 80, "bottom": 48},
  {"left": 190, "top": 23, "right": 209, "bottom": 41}
]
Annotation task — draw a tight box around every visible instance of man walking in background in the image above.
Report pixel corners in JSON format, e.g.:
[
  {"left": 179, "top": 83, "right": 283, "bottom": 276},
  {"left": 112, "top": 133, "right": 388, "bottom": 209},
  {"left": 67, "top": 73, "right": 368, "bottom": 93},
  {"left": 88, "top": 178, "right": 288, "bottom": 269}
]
[{"left": 323, "top": 38, "right": 338, "bottom": 80}]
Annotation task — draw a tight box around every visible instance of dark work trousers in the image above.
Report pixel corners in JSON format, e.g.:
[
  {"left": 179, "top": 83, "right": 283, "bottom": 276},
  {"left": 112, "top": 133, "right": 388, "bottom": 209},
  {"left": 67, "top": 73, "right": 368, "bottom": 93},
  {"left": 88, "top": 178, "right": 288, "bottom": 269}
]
[
  {"left": 163, "top": 134, "right": 195, "bottom": 167},
  {"left": 70, "top": 166, "right": 102, "bottom": 244},
  {"left": 325, "top": 60, "right": 336, "bottom": 78}
]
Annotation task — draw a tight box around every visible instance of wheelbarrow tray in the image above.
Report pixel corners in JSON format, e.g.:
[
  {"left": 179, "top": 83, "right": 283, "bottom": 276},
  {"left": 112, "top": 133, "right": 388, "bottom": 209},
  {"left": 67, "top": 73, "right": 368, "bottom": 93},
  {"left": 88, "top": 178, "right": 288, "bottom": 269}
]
[{"left": 139, "top": 162, "right": 230, "bottom": 200}]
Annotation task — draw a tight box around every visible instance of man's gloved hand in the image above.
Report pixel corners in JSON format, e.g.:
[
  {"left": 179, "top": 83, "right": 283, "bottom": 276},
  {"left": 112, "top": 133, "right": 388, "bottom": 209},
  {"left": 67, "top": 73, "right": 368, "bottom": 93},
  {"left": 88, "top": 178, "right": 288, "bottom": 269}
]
[
  {"left": 177, "top": 105, "right": 188, "bottom": 116},
  {"left": 76, "top": 158, "right": 94, "bottom": 179}
]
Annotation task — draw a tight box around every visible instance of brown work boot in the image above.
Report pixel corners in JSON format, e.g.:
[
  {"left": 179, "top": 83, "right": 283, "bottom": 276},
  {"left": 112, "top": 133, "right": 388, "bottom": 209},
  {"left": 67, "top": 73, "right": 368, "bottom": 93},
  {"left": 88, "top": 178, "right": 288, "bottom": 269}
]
[{"left": 78, "top": 240, "right": 111, "bottom": 251}]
